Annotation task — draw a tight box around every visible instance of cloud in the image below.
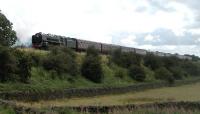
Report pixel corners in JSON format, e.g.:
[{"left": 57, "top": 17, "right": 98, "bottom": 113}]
[
  {"left": 0, "top": 0, "right": 200, "bottom": 56},
  {"left": 120, "top": 35, "right": 137, "bottom": 46},
  {"left": 144, "top": 34, "right": 160, "bottom": 41},
  {"left": 136, "top": 28, "right": 200, "bottom": 46}
]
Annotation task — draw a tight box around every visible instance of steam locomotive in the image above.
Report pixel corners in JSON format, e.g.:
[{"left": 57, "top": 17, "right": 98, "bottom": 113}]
[{"left": 32, "top": 32, "right": 192, "bottom": 60}]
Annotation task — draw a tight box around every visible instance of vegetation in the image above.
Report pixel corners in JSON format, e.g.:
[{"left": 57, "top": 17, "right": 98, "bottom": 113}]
[
  {"left": 53, "top": 108, "right": 200, "bottom": 114},
  {"left": 43, "top": 46, "right": 78, "bottom": 77},
  {"left": 81, "top": 46, "right": 103, "bottom": 83},
  {"left": 0, "top": 10, "right": 17, "bottom": 46},
  {"left": 129, "top": 65, "right": 146, "bottom": 82},
  {"left": 155, "top": 67, "right": 174, "bottom": 84},
  {"left": 0, "top": 105, "right": 15, "bottom": 114},
  {"left": 110, "top": 48, "right": 141, "bottom": 68},
  {"left": 0, "top": 46, "right": 17, "bottom": 82},
  {"left": 16, "top": 82, "right": 200, "bottom": 107},
  {"left": 0, "top": 10, "right": 200, "bottom": 94},
  {"left": 14, "top": 50, "right": 32, "bottom": 83}
]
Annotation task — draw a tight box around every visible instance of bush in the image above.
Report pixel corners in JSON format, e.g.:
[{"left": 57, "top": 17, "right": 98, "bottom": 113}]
[
  {"left": 29, "top": 52, "right": 42, "bottom": 66},
  {"left": 181, "top": 61, "right": 200, "bottom": 77},
  {"left": 129, "top": 65, "right": 146, "bottom": 82},
  {"left": 0, "top": 46, "right": 17, "bottom": 82},
  {"left": 155, "top": 67, "right": 174, "bottom": 84},
  {"left": 114, "top": 67, "right": 126, "bottom": 79},
  {"left": 81, "top": 46, "right": 103, "bottom": 83},
  {"left": 169, "top": 67, "right": 185, "bottom": 80},
  {"left": 162, "top": 56, "right": 179, "bottom": 69},
  {"left": 43, "top": 46, "right": 78, "bottom": 77},
  {"left": 144, "top": 53, "right": 163, "bottom": 70},
  {"left": 14, "top": 50, "right": 32, "bottom": 83},
  {"left": 111, "top": 48, "right": 141, "bottom": 68}
]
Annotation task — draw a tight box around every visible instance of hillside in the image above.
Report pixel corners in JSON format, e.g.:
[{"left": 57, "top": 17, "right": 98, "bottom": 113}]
[{"left": 0, "top": 46, "right": 199, "bottom": 93}]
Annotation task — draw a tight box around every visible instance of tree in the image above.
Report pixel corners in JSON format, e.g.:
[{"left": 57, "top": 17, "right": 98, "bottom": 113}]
[
  {"left": 129, "top": 65, "right": 146, "bottom": 82},
  {"left": 0, "top": 10, "right": 17, "bottom": 46},
  {"left": 81, "top": 46, "right": 103, "bottom": 83}
]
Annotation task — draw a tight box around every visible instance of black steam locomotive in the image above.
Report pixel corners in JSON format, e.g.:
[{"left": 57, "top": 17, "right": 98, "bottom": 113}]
[{"left": 32, "top": 32, "right": 147, "bottom": 55}]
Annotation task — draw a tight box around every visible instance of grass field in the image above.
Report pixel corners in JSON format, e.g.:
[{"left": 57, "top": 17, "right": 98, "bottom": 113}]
[
  {"left": 15, "top": 82, "right": 200, "bottom": 108},
  {"left": 0, "top": 105, "right": 15, "bottom": 114}
]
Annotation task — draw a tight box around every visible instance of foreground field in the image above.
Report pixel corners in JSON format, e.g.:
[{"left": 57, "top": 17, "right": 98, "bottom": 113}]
[{"left": 16, "top": 82, "right": 200, "bottom": 108}]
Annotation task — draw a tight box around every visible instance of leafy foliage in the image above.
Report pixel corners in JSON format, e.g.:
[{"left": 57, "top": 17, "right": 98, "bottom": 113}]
[
  {"left": 0, "top": 10, "right": 17, "bottom": 46},
  {"left": 114, "top": 67, "right": 127, "bottom": 79},
  {"left": 169, "top": 66, "right": 185, "bottom": 80},
  {"left": 111, "top": 48, "right": 141, "bottom": 68},
  {"left": 0, "top": 46, "right": 17, "bottom": 82},
  {"left": 155, "top": 67, "right": 174, "bottom": 84},
  {"left": 81, "top": 46, "right": 103, "bottom": 83},
  {"left": 14, "top": 50, "right": 32, "bottom": 83},
  {"left": 129, "top": 65, "right": 146, "bottom": 82},
  {"left": 181, "top": 61, "right": 200, "bottom": 77},
  {"left": 144, "top": 53, "right": 164, "bottom": 70},
  {"left": 43, "top": 46, "right": 78, "bottom": 77}
]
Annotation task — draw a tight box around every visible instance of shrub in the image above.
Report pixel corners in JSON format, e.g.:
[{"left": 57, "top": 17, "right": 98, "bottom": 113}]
[
  {"left": 111, "top": 49, "right": 141, "bottom": 68},
  {"left": 181, "top": 61, "right": 200, "bottom": 77},
  {"left": 81, "top": 46, "right": 103, "bottom": 83},
  {"left": 129, "top": 65, "right": 146, "bottom": 82},
  {"left": 114, "top": 67, "right": 126, "bottom": 79},
  {"left": 29, "top": 52, "right": 42, "bottom": 66},
  {"left": 144, "top": 53, "right": 163, "bottom": 70},
  {"left": 43, "top": 46, "right": 78, "bottom": 77},
  {"left": 169, "top": 67, "right": 185, "bottom": 80},
  {"left": 14, "top": 50, "right": 32, "bottom": 83},
  {"left": 155, "top": 67, "right": 174, "bottom": 84},
  {"left": 162, "top": 56, "right": 179, "bottom": 69},
  {"left": 0, "top": 46, "right": 17, "bottom": 82}
]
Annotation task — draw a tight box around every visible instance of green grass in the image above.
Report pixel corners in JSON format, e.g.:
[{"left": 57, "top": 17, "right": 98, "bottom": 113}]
[
  {"left": 0, "top": 106, "right": 15, "bottom": 114},
  {"left": 15, "top": 82, "right": 200, "bottom": 108},
  {"left": 0, "top": 65, "right": 136, "bottom": 93}
]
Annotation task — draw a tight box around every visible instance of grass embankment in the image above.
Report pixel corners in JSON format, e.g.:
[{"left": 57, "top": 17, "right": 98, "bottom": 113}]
[
  {"left": 62, "top": 108, "right": 200, "bottom": 114},
  {"left": 15, "top": 82, "right": 200, "bottom": 108},
  {"left": 0, "top": 105, "right": 15, "bottom": 114},
  {"left": 0, "top": 48, "right": 152, "bottom": 93}
]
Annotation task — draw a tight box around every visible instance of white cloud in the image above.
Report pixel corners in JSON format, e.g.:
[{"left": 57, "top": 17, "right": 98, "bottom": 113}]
[
  {"left": 0, "top": 0, "right": 199, "bottom": 56},
  {"left": 120, "top": 35, "right": 137, "bottom": 46},
  {"left": 144, "top": 34, "right": 160, "bottom": 41}
]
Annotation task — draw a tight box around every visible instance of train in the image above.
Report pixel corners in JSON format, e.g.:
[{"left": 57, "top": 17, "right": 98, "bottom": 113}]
[{"left": 32, "top": 32, "right": 192, "bottom": 60}]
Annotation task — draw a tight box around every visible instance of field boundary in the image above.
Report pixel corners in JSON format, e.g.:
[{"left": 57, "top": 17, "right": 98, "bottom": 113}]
[
  {"left": 0, "top": 78, "right": 200, "bottom": 101},
  {"left": 53, "top": 101, "right": 200, "bottom": 113},
  {"left": 1, "top": 99, "right": 200, "bottom": 114}
]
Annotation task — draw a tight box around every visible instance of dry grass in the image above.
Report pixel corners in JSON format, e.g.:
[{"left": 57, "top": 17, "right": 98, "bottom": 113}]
[{"left": 15, "top": 82, "right": 200, "bottom": 108}]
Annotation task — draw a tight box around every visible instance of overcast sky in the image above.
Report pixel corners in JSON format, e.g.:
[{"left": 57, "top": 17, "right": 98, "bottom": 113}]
[{"left": 0, "top": 0, "right": 200, "bottom": 56}]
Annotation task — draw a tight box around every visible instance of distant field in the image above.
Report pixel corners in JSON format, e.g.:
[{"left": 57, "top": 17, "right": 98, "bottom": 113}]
[{"left": 16, "top": 82, "right": 200, "bottom": 108}]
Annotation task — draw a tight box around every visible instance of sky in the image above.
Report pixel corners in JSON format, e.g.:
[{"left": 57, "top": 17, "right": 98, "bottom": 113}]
[{"left": 0, "top": 0, "right": 200, "bottom": 56}]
